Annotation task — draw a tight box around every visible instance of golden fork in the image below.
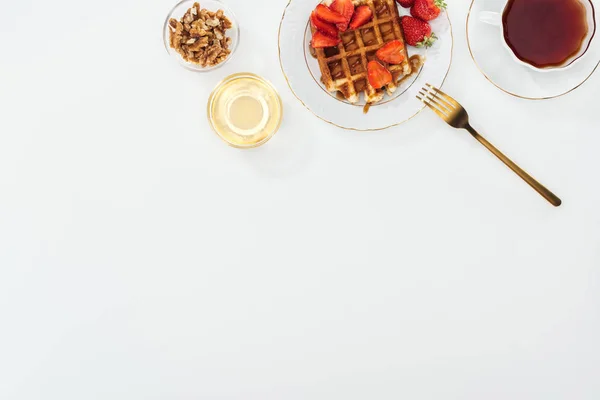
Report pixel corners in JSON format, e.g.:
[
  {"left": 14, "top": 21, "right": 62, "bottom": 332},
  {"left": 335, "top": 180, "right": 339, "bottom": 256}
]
[{"left": 417, "top": 84, "right": 562, "bottom": 207}]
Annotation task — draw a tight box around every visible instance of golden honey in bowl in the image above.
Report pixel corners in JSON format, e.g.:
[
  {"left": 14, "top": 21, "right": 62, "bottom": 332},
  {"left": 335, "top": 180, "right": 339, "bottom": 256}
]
[{"left": 208, "top": 73, "right": 283, "bottom": 148}]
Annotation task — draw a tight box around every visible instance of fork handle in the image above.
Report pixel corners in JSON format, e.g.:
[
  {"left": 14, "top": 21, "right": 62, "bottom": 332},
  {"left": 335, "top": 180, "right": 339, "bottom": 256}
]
[{"left": 465, "top": 125, "right": 562, "bottom": 207}]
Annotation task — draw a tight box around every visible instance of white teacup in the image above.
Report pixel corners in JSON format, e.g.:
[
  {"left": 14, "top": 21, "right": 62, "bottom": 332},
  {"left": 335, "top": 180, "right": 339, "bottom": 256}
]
[{"left": 480, "top": 0, "right": 596, "bottom": 72}]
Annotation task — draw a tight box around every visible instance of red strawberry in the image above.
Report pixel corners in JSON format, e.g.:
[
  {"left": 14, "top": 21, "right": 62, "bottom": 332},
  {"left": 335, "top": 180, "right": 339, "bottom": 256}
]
[
  {"left": 367, "top": 61, "right": 392, "bottom": 89},
  {"left": 401, "top": 16, "right": 437, "bottom": 47},
  {"left": 311, "top": 11, "right": 338, "bottom": 38},
  {"left": 397, "top": 0, "right": 415, "bottom": 8},
  {"left": 349, "top": 5, "right": 373, "bottom": 30},
  {"left": 311, "top": 31, "right": 342, "bottom": 48},
  {"left": 330, "top": 0, "right": 354, "bottom": 32},
  {"left": 376, "top": 40, "right": 405, "bottom": 64},
  {"left": 410, "top": 0, "right": 446, "bottom": 21},
  {"left": 315, "top": 4, "right": 346, "bottom": 25}
]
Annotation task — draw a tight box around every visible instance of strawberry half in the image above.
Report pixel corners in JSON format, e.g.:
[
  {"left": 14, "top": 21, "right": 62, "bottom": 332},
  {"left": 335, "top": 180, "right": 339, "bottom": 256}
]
[
  {"left": 330, "top": 0, "right": 354, "bottom": 31},
  {"left": 376, "top": 40, "right": 405, "bottom": 64},
  {"left": 311, "top": 11, "right": 338, "bottom": 38},
  {"left": 349, "top": 5, "right": 373, "bottom": 30},
  {"left": 397, "top": 0, "right": 415, "bottom": 8},
  {"left": 315, "top": 4, "right": 346, "bottom": 25},
  {"left": 367, "top": 61, "right": 392, "bottom": 89},
  {"left": 410, "top": 0, "right": 446, "bottom": 21},
  {"left": 401, "top": 16, "right": 437, "bottom": 47},
  {"left": 311, "top": 31, "right": 342, "bottom": 48}
]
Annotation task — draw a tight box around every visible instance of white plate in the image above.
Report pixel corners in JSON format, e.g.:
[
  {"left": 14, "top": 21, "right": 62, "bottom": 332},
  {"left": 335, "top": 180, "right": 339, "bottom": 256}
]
[
  {"left": 278, "top": 0, "right": 453, "bottom": 131},
  {"left": 466, "top": 0, "right": 600, "bottom": 100}
]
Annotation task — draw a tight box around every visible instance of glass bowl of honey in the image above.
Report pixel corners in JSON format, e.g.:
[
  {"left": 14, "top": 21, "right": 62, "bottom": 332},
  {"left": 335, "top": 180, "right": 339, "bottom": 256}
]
[{"left": 207, "top": 73, "right": 283, "bottom": 148}]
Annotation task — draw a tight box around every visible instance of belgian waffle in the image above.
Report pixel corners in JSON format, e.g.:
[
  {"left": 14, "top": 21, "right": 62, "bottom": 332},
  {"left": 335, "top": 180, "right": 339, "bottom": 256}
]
[{"left": 312, "top": 0, "right": 412, "bottom": 104}]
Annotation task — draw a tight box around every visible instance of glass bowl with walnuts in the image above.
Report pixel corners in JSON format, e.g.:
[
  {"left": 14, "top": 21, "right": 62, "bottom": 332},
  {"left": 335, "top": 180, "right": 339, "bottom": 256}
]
[{"left": 163, "top": 0, "right": 240, "bottom": 72}]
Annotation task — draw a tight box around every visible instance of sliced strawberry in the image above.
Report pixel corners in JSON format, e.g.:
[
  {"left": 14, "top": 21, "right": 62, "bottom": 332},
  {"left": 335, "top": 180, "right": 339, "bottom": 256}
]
[
  {"left": 397, "top": 0, "right": 415, "bottom": 8},
  {"left": 330, "top": 0, "right": 354, "bottom": 31},
  {"left": 311, "top": 31, "right": 342, "bottom": 48},
  {"left": 349, "top": 5, "right": 373, "bottom": 30},
  {"left": 367, "top": 61, "right": 392, "bottom": 89},
  {"left": 310, "top": 11, "right": 338, "bottom": 38},
  {"left": 376, "top": 40, "right": 405, "bottom": 64},
  {"left": 315, "top": 4, "right": 346, "bottom": 25}
]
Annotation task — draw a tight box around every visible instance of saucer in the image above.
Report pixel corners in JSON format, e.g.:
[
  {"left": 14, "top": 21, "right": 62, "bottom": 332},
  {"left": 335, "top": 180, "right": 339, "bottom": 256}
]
[
  {"left": 467, "top": 0, "right": 600, "bottom": 100},
  {"left": 278, "top": 0, "right": 453, "bottom": 131}
]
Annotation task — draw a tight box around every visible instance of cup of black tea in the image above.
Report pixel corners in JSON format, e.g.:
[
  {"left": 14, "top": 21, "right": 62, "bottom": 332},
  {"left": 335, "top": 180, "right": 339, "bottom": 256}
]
[{"left": 480, "top": 0, "right": 596, "bottom": 71}]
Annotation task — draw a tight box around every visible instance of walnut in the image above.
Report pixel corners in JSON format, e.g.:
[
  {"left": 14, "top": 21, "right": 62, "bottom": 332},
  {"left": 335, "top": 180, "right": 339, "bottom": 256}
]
[
  {"left": 188, "top": 36, "right": 209, "bottom": 51},
  {"left": 168, "top": 3, "right": 234, "bottom": 67},
  {"left": 169, "top": 19, "right": 184, "bottom": 35},
  {"left": 191, "top": 19, "right": 208, "bottom": 30},
  {"left": 183, "top": 12, "right": 194, "bottom": 24},
  {"left": 190, "top": 28, "right": 209, "bottom": 37},
  {"left": 199, "top": 50, "right": 209, "bottom": 67},
  {"left": 206, "top": 17, "right": 220, "bottom": 27},
  {"left": 216, "top": 53, "right": 229, "bottom": 64},
  {"left": 206, "top": 45, "right": 220, "bottom": 65}
]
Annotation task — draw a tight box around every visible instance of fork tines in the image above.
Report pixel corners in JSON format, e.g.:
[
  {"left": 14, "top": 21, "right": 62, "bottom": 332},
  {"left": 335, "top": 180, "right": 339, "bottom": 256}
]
[{"left": 416, "top": 83, "right": 459, "bottom": 119}]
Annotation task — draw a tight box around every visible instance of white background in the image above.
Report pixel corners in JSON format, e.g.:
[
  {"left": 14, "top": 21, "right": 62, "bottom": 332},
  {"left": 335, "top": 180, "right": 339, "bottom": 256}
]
[{"left": 1, "top": 0, "right": 599, "bottom": 399}]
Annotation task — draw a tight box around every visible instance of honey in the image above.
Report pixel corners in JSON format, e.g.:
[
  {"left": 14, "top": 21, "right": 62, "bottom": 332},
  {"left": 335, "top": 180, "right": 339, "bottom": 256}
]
[{"left": 208, "top": 73, "right": 282, "bottom": 148}]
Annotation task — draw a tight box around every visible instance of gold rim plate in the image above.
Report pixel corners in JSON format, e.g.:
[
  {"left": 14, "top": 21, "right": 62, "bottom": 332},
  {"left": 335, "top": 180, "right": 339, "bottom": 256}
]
[{"left": 278, "top": 0, "right": 454, "bottom": 131}]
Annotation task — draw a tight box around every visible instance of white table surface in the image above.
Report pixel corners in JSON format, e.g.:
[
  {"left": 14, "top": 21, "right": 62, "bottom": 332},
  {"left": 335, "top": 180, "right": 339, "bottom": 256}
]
[{"left": 1, "top": 0, "right": 599, "bottom": 399}]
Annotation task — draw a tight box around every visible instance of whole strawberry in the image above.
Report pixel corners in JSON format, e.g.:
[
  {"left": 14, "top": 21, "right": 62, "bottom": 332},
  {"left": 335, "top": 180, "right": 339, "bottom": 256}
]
[
  {"left": 411, "top": 0, "right": 446, "bottom": 21},
  {"left": 397, "top": 0, "right": 414, "bottom": 8},
  {"left": 401, "top": 16, "right": 437, "bottom": 47}
]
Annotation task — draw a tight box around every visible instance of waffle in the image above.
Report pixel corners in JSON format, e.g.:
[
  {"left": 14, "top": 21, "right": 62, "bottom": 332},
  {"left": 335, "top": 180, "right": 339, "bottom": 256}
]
[{"left": 312, "top": 0, "right": 412, "bottom": 104}]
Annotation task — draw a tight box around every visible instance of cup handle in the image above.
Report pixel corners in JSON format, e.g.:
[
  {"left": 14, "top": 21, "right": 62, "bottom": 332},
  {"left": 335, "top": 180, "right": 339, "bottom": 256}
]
[{"left": 479, "top": 11, "right": 502, "bottom": 27}]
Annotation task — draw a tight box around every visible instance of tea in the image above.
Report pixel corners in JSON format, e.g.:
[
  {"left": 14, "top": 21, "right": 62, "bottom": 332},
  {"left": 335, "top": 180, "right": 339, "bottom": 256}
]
[{"left": 502, "top": 0, "right": 588, "bottom": 68}]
